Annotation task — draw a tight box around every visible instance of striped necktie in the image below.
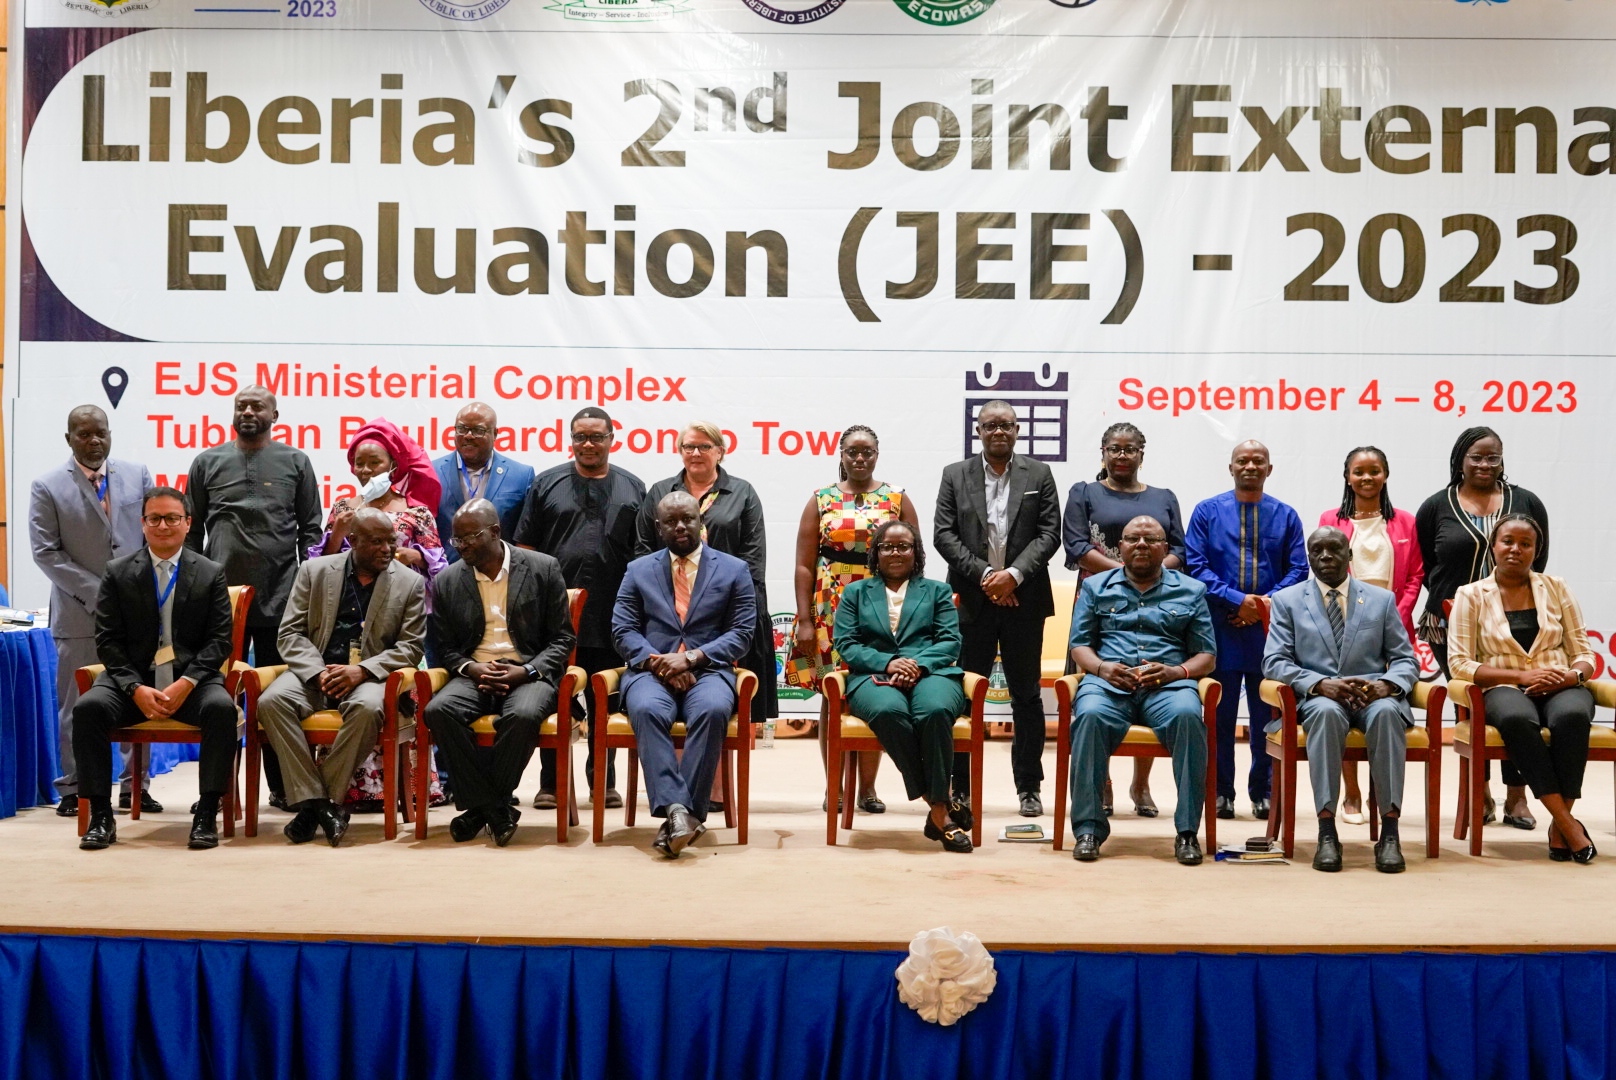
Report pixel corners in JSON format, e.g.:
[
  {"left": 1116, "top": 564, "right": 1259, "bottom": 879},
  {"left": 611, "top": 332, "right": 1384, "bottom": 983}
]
[
  {"left": 674, "top": 557, "right": 692, "bottom": 623},
  {"left": 1326, "top": 587, "right": 1345, "bottom": 650}
]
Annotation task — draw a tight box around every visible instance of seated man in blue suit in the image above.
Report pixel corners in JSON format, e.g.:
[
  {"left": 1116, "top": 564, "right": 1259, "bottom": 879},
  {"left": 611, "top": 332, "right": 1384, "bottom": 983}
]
[
  {"left": 613, "top": 491, "right": 756, "bottom": 858},
  {"left": 1262, "top": 526, "right": 1417, "bottom": 874},
  {"left": 433, "top": 402, "right": 534, "bottom": 564}
]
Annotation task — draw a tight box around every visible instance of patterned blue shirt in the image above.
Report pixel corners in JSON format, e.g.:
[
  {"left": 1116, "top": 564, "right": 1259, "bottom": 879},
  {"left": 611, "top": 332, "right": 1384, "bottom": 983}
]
[{"left": 1069, "top": 567, "right": 1218, "bottom": 695}]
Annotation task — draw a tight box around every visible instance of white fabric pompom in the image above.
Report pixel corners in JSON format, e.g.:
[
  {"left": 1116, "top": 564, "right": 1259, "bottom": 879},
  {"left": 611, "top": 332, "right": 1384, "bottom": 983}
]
[{"left": 895, "top": 926, "right": 997, "bottom": 1026}]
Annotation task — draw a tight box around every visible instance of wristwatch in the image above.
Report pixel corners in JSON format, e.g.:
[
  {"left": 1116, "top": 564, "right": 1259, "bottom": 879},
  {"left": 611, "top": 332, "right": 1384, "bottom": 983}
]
[
  {"left": 1576, "top": 668, "right": 1589, "bottom": 686},
  {"left": 684, "top": 649, "right": 702, "bottom": 670},
  {"left": 522, "top": 663, "right": 538, "bottom": 681}
]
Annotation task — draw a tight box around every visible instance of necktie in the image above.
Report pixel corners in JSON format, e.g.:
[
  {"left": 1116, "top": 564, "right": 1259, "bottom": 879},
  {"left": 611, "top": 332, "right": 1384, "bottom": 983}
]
[
  {"left": 96, "top": 473, "right": 108, "bottom": 515},
  {"left": 156, "top": 559, "right": 176, "bottom": 686},
  {"left": 674, "top": 557, "right": 692, "bottom": 623},
  {"left": 1326, "top": 588, "right": 1345, "bottom": 650}
]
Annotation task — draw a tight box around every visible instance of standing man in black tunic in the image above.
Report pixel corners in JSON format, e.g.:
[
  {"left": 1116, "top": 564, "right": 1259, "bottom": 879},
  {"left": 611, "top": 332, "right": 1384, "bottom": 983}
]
[
  {"left": 513, "top": 407, "right": 646, "bottom": 811},
  {"left": 186, "top": 385, "right": 323, "bottom": 804}
]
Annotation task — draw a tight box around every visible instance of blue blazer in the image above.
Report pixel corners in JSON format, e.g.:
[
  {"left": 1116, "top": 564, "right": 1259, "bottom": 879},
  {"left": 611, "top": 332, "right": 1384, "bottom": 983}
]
[
  {"left": 833, "top": 576, "right": 964, "bottom": 696},
  {"left": 432, "top": 451, "right": 535, "bottom": 562},
  {"left": 1262, "top": 577, "right": 1418, "bottom": 715},
  {"left": 612, "top": 545, "right": 756, "bottom": 696}
]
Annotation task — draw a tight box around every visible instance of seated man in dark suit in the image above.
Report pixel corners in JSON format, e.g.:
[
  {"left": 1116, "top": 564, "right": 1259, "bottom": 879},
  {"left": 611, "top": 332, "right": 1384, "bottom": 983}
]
[
  {"left": 74, "top": 487, "right": 238, "bottom": 851},
  {"left": 613, "top": 491, "right": 756, "bottom": 858},
  {"left": 424, "top": 499, "right": 575, "bottom": 846}
]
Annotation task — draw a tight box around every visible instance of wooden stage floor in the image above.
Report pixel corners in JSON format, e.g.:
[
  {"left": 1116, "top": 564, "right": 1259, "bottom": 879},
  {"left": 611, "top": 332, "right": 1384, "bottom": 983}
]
[{"left": 3, "top": 737, "right": 1613, "bottom": 951}]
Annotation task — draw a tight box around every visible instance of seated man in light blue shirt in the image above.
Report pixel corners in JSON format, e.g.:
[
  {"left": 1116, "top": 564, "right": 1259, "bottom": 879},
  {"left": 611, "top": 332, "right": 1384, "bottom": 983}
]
[{"left": 1068, "top": 516, "right": 1218, "bottom": 865}]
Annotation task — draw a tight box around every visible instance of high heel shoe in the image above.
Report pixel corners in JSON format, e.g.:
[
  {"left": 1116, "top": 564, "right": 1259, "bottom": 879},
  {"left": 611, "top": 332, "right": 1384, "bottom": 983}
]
[
  {"left": 1130, "top": 785, "right": 1159, "bottom": 818},
  {"left": 1570, "top": 817, "right": 1597, "bottom": 864},
  {"left": 1548, "top": 822, "right": 1572, "bottom": 862}
]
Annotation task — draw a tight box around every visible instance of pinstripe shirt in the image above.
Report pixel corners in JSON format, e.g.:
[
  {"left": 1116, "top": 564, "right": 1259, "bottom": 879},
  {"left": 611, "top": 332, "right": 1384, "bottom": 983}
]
[{"left": 1448, "top": 572, "right": 1593, "bottom": 682}]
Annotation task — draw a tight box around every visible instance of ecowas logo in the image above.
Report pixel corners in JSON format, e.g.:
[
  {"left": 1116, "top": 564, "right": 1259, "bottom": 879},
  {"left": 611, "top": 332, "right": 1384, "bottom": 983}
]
[
  {"left": 744, "top": 0, "right": 847, "bottom": 24},
  {"left": 64, "top": 0, "right": 157, "bottom": 16},
  {"left": 417, "top": 0, "right": 512, "bottom": 19},
  {"left": 893, "top": 0, "right": 996, "bottom": 26},
  {"left": 546, "top": 0, "right": 691, "bottom": 20}
]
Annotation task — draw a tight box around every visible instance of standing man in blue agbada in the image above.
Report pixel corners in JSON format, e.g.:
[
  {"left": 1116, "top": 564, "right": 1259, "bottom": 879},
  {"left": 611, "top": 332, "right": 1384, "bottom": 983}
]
[
  {"left": 433, "top": 402, "right": 533, "bottom": 565},
  {"left": 1185, "top": 440, "right": 1307, "bottom": 822}
]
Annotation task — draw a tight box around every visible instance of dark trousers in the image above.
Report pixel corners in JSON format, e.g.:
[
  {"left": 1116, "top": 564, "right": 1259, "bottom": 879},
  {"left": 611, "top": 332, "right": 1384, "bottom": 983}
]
[
  {"left": 623, "top": 670, "right": 735, "bottom": 822},
  {"left": 425, "top": 677, "right": 558, "bottom": 813},
  {"left": 72, "top": 680, "right": 238, "bottom": 800},
  {"left": 1483, "top": 685, "right": 1593, "bottom": 800},
  {"left": 539, "top": 645, "right": 618, "bottom": 792},
  {"left": 848, "top": 675, "right": 966, "bottom": 805},
  {"left": 245, "top": 623, "right": 288, "bottom": 795},
  {"left": 1431, "top": 636, "right": 1524, "bottom": 786},
  {"left": 953, "top": 602, "right": 1046, "bottom": 796},
  {"left": 1214, "top": 669, "right": 1269, "bottom": 802}
]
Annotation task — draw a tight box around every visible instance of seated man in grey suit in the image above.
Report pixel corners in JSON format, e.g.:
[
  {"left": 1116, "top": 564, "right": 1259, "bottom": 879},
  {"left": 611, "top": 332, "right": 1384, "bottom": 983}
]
[
  {"left": 256, "top": 508, "right": 427, "bottom": 847},
  {"left": 1262, "top": 526, "right": 1417, "bottom": 874},
  {"left": 613, "top": 491, "right": 755, "bottom": 858}
]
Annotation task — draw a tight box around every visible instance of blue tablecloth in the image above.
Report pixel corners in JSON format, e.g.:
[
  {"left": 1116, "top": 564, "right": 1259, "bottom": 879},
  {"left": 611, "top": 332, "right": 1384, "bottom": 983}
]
[{"left": 0, "top": 629, "right": 60, "bottom": 818}]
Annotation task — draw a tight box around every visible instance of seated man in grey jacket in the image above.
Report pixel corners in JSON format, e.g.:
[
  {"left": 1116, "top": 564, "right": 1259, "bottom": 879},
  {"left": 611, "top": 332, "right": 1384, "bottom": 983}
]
[{"left": 257, "top": 508, "right": 427, "bottom": 846}]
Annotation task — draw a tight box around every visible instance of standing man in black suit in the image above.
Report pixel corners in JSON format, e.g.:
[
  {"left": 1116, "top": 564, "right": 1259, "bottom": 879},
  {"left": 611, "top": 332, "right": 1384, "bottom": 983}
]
[
  {"left": 933, "top": 400, "right": 1063, "bottom": 817},
  {"left": 424, "top": 499, "right": 576, "bottom": 846},
  {"left": 74, "top": 487, "right": 238, "bottom": 851}
]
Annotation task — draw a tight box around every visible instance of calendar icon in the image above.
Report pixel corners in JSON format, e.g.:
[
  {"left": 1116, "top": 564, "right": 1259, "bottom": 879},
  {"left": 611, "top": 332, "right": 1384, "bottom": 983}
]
[{"left": 964, "top": 364, "right": 1068, "bottom": 462}]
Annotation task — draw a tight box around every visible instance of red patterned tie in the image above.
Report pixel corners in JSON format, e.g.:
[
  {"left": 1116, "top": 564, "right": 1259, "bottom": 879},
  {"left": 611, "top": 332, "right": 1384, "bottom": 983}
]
[{"left": 674, "top": 557, "right": 692, "bottom": 623}]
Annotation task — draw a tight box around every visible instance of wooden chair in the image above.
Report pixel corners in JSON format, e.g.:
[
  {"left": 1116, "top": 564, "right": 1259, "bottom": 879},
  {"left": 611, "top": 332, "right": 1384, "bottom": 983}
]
[
  {"left": 1259, "top": 678, "right": 1446, "bottom": 859},
  {"left": 409, "top": 588, "right": 589, "bottom": 843},
  {"left": 821, "top": 670, "right": 988, "bottom": 846},
  {"left": 75, "top": 584, "right": 254, "bottom": 836},
  {"left": 1039, "top": 579, "right": 1079, "bottom": 687},
  {"left": 240, "top": 667, "right": 418, "bottom": 840},
  {"left": 589, "top": 667, "right": 759, "bottom": 845},
  {"left": 1051, "top": 673, "right": 1221, "bottom": 852}
]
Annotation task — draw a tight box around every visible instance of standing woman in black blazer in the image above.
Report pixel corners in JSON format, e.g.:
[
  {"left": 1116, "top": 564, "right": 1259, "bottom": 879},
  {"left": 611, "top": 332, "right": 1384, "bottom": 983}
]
[
  {"left": 637, "top": 422, "right": 779, "bottom": 741},
  {"left": 1415, "top": 426, "right": 1550, "bottom": 828}
]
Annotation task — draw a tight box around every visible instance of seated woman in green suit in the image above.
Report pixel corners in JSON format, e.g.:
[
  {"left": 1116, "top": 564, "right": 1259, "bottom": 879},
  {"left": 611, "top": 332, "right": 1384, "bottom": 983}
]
[{"left": 833, "top": 520, "right": 971, "bottom": 852}]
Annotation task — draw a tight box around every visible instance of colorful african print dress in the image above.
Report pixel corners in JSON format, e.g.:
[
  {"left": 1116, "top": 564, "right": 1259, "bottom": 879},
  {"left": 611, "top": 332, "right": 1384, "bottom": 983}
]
[{"left": 787, "top": 483, "right": 905, "bottom": 692}]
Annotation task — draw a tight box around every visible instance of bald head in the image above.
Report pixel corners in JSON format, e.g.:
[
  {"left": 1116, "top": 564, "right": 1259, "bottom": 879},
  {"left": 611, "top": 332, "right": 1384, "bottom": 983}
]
[
  {"left": 454, "top": 498, "right": 499, "bottom": 531},
  {"left": 453, "top": 402, "right": 497, "bottom": 469},
  {"left": 233, "top": 385, "right": 278, "bottom": 443},
  {"left": 1306, "top": 526, "right": 1351, "bottom": 588},
  {"left": 1118, "top": 514, "right": 1170, "bottom": 581},
  {"left": 656, "top": 491, "right": 702, "bottom": 557},
  {"left": 1229, "top": 440, "right": 1273, "bottom": 494},
  {"left": 451, "top": 498, "right": 502, "bottom": 569},
  {"left": 349, "top": 507, "right": 399, "bottom": 575},
  {"left": 65, "top": 405, "right": 111, "bottom": 469}
]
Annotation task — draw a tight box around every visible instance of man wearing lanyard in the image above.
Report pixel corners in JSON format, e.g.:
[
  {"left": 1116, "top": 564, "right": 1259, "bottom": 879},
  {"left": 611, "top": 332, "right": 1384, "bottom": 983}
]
[
  {"left": 74, "top": 488, "right": 238, "bottom": 851},
  {"left": 433, "top": 402, "right": 534, "bottom": 565},
  {"left": 29, "top": 405, "right": 155, "bottom": 817},
  {"left": 254, "top": 509, "right": 428, "bottom": 846}
]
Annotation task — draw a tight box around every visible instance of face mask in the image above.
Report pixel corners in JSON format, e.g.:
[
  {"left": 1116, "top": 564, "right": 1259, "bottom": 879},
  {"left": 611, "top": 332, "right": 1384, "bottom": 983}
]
[{"left": 359, "top": 471, "right": 392, "bottom": 503}]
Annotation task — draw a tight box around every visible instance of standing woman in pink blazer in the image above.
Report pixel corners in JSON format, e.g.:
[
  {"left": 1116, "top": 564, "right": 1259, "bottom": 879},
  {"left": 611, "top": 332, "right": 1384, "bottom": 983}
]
[{"left": 1318, "top": 445, "right": 1425, "bottom": 822}]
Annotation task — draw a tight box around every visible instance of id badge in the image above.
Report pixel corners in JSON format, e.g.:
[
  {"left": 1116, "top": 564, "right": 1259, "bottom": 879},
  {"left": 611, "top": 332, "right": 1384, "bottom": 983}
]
[
  {"left": 154, "top": 645, "right": 176, "bottom": 666},
  {"left": 349, "top": 642, "right": 362, "bottom": 666}
]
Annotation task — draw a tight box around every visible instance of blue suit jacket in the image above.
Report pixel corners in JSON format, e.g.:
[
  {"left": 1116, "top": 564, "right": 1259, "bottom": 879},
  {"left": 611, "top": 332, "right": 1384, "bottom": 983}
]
[
  {"left": 1261, "top": 577, "right": 1418, "bottom": 717},
  {"left": 612, "top": 545, "right": 756, "bottom": 696},
  {"left": 432, "top": 451, "right": 535, "bottom": 563}
]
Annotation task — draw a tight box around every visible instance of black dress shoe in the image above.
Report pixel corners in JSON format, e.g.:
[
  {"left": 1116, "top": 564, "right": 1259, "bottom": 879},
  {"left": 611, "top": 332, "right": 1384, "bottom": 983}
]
[
  {"left": 80, "top": 809, "right": 117, "bottom": 850},
  {"left": 858, "top": 794, "right": 886, "bottom": 815},
  {"left": 283, "top": 808, "right": 320, "bottom": 844},
  {"left": 56, "top": 794, "right": 79, "bottom": 818},
  {"left": 1018, "top": 791, "right": 1043, "bottom": 818},
  {"left": 489, "top": 807, "right": 520, "bottom": 848},
  {"left": 1571, "top": 817, "right": 1597, "bottom": 865},
  {"left": 603, "top": 789, "right": 624, "bottom": 809},
  {"left": 532, "top": 789, "right": 557, "bottom": 810},
  {"left": 947, "top": 794, "right": 974, "bottom": 832},
  {"left": 450, "top": 808, "right": 487, "bottom": 843},
  {"left": 665, "top": 806, "right": 699, "bottom": 856},
  {"left": 651, "top": 819, "right": 676, "bottom": 859},
  {"left": 1252, "top": 798, "right": 1270, "bottom": 821},
  {"left": 268, "top": 791, "right": 291, "bottom": 813},
  {"left": 1502, "top": 812, "right": 1537, "bottom": 831},
  {"left": 939, "top": 823, "right": 973, "bottom": 853},
  {"left": 119, "top": 791, "right": 164, "bottom": 813},
  {"left": 1216, "top": 796, "right": 1235, "bottom": 820},
  {"left": 1072, "top": 834, "right": 1100, "bottom": 862},
  {"left": 316, "top": 804, "right": 350, "bottom": 848},
  {"left": 188, "top": 811, "right": 220, "bottom": 850},
  {"left": 1374, "top": 833, "right": 1405, "bottom": 873},
  {"left": 1312, "top": 834, "right": 1343, "bottom": 872},
  {"left": 1174, "top": 831, "right": 1203, "bottom": 866}
]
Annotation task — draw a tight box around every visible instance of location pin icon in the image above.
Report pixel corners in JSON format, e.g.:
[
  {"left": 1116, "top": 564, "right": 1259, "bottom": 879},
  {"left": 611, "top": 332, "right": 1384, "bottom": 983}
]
[{"left": 102, "top": 366, "right": 129, "bottom": 409}]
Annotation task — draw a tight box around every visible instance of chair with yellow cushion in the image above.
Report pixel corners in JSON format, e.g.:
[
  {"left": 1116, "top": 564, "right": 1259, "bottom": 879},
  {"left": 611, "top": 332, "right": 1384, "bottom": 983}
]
[
  {"left": 1051, "top": 673, "right": 1221, "bottom": 852},
  {"left": 589, "top": 667, "right": 759, "bottom": 845},
  {"left": 75, "top": 584, "right": 254, "bottom": 837},
  {"left": 240, "top": 667, "right": 419, "bottom": 840},
  {"left": 821, "top": 670, "right": 988, "bottom": 847},
  {"left": 1039, "top": 578, "right": 1079, "bottom": 687},
  {"left": 1449, "top": 678, "right": 1616, "bottom": 856},
  {"left": 1259, "top": 678, "right": 1446, "bottom": 860}
]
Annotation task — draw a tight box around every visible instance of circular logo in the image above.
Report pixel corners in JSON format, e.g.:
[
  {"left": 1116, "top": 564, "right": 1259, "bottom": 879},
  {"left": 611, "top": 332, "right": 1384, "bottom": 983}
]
[
  {"left": 416, "top": 0, "right": 512, "bottom": 20},
  {"left": 743, "top": 0, "right": 847, "bottom": 23},
  {"left": 892, "top": 0, "right": 995, "bottom": 25}
]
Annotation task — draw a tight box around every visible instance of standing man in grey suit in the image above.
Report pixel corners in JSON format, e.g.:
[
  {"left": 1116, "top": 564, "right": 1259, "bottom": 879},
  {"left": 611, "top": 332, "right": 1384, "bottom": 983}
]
[
  {"left": 255, "top": 509, "right": 427, "bottom": 847},
  {"left": 1262, "top": 527, "right": 1417, "bottom": 873},
  {"left": 933, "top": 400, "right": 1063, "bottom": 817},
  {"left": 28, "top": 404, "right": 155, "bottom": 817}
]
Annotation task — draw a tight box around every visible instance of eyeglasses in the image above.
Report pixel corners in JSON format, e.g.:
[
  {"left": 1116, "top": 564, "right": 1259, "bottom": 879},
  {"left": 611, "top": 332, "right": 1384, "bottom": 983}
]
[
  {"left": 1123, "top": 537, "right": 1167, "bottom": 546},
  {"left": 449, "top": 526, "right": 494, "bottom": 550},
  {"left": 1103, "top": 445, "right": 1143, "bottom": 457},
  {"left": 843, "top": 448, "right": 877, "bottom": 461},
  {"left": 1465, "top": 454, "right": 1503, "bottom": 466},
  {"left": 143, "top": 514, "right": 186, "bottom": 527},
  {"left": 454, "top": 425, "right": 493, "bottom": 438},
  {"left": 876, "top": 542, "right": 914, "bottom": 554},
  {"left": 978, "top": 421, "right": 1017, "bottom": 433},
  {"left": 572, "top": 432, "right": 612, "bottom": 445},
  {"left": 680, "top": 443, "right": 718, "bottom": 454}
]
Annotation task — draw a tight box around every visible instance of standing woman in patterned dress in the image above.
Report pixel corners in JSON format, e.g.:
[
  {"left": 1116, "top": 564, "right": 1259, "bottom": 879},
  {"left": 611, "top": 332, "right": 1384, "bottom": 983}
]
[{"left": 790, "top": 426, "right": 922, "bottom": 812}]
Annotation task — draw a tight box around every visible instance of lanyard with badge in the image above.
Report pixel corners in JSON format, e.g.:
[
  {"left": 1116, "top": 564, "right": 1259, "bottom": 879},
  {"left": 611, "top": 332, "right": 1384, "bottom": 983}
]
[
  {"left": 346, "top": 573, "right": 367, "bottom": 666},
  {"left": 153, "top": 562, "right": 179, "bottom": 667},
  {"left": 459, "top": 457, "right": 486, "bottom": 501}
]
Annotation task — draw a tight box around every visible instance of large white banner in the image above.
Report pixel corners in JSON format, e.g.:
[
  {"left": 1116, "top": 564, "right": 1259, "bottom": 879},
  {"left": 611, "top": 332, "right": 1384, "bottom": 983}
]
[{"left": 10, "top": 0, "right": 1616, "bottom": 676}]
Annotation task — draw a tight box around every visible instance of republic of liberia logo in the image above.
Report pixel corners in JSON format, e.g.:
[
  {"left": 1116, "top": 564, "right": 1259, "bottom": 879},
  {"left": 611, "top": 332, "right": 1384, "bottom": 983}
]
[
  {"left": 64, "top": 0, "right": 157, "bottom": 16},
  {"left": 892, "top": 0, "right": 996, "bottom": 26},
  {"left": 416, "top": 0, "right": 513, "bottom": 20}
]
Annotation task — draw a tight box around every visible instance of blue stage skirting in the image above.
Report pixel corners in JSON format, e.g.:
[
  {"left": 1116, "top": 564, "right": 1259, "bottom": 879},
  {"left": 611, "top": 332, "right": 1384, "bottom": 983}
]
[{"left": 1, "top": 935, "right": 1613, "bottom": 1080}]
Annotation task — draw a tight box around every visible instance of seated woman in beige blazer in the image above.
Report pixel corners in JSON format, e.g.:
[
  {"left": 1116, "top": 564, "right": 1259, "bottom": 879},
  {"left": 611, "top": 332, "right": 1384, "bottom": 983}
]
[{"left": 1449, "top": 513, "right": 1597, "bottom": 863}]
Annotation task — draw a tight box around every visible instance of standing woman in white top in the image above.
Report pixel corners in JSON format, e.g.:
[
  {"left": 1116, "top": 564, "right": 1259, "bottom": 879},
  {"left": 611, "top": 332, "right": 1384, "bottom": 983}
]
[{"left": 1318, "top": 446, "right": 1425, "bottom": 823}]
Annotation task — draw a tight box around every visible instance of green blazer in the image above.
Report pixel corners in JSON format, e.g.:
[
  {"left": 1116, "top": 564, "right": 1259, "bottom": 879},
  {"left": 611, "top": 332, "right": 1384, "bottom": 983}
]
[{"left": 833, "top": 576, "right": 965, "bottom": 695}]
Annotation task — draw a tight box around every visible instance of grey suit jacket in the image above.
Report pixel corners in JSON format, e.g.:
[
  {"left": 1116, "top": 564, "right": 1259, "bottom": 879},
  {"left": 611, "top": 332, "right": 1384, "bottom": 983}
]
[
  {"left": 276, "top": 553, "right": 427, "bottom": 686},
  {"left": 29, "top": 456, "right": 152, "bottom": 640},
  {"left": 1262, "top": 577, "right": 1418, "bottom": 716}
]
